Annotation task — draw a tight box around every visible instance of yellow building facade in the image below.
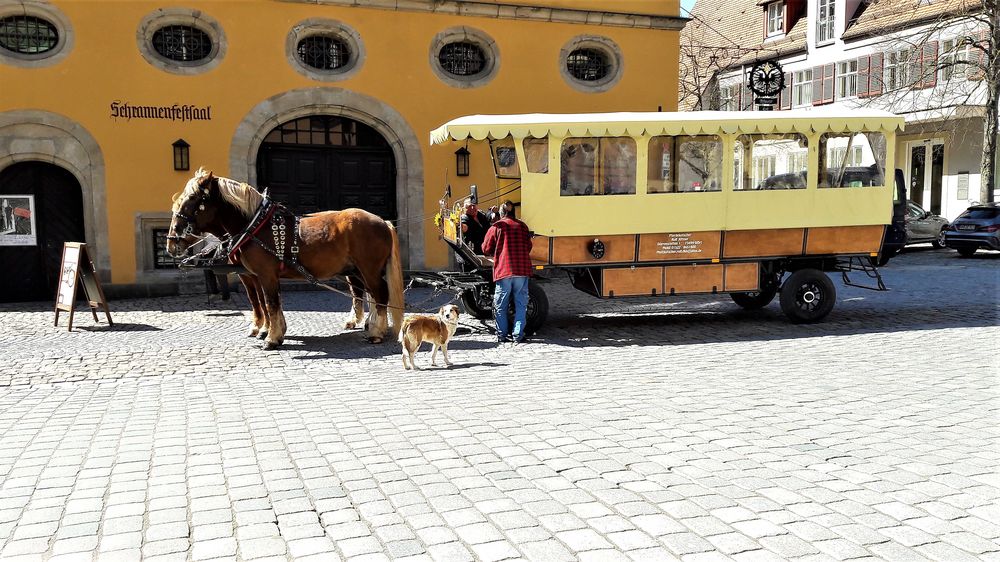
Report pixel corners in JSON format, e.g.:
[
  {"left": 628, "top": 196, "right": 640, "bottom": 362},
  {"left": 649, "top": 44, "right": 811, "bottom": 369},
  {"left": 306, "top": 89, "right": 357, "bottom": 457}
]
[{"left": 0, "top": 0, "right": 682, "bottom": 300}]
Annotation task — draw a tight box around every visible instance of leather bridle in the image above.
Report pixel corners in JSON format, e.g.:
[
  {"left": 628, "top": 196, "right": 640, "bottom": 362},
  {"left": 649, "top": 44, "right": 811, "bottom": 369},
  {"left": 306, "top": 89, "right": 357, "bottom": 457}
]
[{"left": 167, "top": 184, "right": 212, "bottom": 242}]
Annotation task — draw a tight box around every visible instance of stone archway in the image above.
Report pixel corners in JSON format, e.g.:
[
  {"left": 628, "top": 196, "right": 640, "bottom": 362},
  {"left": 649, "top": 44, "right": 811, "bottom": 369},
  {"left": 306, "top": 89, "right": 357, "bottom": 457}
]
[
  {"left": 0, "top": 110, "right": 109, "bottom": 279},
  {"left": 230, "top": 88, "right": 425, "bottom": 268}
]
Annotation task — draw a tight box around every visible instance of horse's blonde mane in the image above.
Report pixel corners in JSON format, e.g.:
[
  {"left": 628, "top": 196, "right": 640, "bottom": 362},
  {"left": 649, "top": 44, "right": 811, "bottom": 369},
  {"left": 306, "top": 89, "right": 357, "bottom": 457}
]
[{"left": 174, "top": 167, "right": 263, "bottom": 218}]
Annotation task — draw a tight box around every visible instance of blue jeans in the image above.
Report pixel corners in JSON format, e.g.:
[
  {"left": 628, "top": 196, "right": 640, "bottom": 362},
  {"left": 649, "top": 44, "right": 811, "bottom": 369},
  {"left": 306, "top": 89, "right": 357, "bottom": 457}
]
[{"left": 494, "top": 276, "right": 529, "bottom": 340}]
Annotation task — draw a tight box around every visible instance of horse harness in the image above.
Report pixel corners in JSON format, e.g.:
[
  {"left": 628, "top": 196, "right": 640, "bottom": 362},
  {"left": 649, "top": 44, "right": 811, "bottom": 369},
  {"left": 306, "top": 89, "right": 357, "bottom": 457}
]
[{"left": 226, "top": 198, "right": 322, "bottom": 285}]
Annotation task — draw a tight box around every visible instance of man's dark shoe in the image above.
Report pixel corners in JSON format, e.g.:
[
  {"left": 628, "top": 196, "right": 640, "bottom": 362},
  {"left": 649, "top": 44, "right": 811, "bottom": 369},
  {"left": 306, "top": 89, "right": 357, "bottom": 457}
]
[
  {"left": 498, "top": 335, "right": 511, "bottom": 344},
  {"left": 514, "top": 337, "right": 527, "bottom": 344}
]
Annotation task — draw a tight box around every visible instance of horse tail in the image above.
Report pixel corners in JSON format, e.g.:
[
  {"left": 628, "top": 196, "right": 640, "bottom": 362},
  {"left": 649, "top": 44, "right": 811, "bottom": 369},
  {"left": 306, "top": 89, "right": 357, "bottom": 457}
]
[{"left": 386, "top": 220, "right": 405, "bottom": 337}]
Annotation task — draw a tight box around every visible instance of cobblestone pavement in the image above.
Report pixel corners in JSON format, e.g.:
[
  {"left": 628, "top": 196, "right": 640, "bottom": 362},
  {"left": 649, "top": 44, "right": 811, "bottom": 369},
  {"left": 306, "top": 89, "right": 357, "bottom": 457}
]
[{"left": 0, "top": 247, "right": 997, "bottom": 561}]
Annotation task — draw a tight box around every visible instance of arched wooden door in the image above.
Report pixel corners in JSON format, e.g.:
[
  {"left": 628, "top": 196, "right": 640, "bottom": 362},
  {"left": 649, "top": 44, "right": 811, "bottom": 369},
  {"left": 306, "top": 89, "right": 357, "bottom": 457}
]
[
  {"left": 256, "top": 116, "right": 396, "bottom": 220},
  {"left": 0, "top": 162, "right": 85, "bottom": 302}
]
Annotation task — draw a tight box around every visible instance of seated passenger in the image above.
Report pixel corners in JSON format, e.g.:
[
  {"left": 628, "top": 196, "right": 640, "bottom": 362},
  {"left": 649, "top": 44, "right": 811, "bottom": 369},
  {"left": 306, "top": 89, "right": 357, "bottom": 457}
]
[{"left": 460, "top": 199, "right": 490, "bottom": 254}]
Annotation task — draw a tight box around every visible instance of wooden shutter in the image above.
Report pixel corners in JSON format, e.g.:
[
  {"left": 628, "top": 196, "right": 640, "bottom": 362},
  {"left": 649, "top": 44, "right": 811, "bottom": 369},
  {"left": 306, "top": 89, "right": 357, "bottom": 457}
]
[
  {"left": 857, "top": 55, "right": 871, "bottom": 97},
  {"left": 912, "top": 42, "right": 938, "bottom": 89},
  {"left": 823, "top": 63, "right": 835, "bottom": 103},
  {"left": 970, "top": 29, "right": 989, "bottom": 80},
  {"left": 921, "top": 41, "right": 938, "bottom": 88},
  {"left": 780, "top": 72, "right": 792, "bottom": 109},
  {"left": 812, "top": 65, "right": 824, "bottom": 105},
  {"left": 868, "top": 52, "right": 884, "bottom": 96}
]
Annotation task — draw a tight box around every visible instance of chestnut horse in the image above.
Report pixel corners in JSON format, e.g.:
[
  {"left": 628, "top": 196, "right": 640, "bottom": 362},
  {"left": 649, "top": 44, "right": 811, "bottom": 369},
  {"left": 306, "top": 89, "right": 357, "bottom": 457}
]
[{"left": 166, "top": 168, "right": 404, "bottom": 349}]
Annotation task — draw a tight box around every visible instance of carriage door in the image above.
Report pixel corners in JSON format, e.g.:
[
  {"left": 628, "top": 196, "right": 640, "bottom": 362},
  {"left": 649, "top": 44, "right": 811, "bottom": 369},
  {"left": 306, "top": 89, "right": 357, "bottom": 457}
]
[
  {"left": 256, "top": 116, "right": 396, "bottom": 219},
  {"left": 907, "top": 140, "right": 944, "bottom": 214},
  {"left": 0, "top": 162, "right": 85, "bottom": 302}
]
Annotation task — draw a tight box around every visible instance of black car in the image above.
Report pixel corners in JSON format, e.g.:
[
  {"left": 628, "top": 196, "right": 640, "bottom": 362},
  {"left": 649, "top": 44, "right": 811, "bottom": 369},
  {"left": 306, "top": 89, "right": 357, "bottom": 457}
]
[
  {"left": 903, "top": 200, "right": 950, "bottom": 247},
  {"left": 944, "top": 203, "right": 1000, "bottom": 257}
]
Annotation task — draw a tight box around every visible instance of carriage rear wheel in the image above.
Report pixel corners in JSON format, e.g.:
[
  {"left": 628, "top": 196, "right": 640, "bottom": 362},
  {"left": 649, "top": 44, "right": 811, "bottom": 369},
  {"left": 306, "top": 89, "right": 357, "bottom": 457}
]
[
  {"left": 513, "top": 280, "right": 549, "bottom": 336},
  {"left": 464, "top": 279, "right": 550, "bottom": 335},
  {"left": 779, "top": 268, "right": 836, "bottom": 323}
]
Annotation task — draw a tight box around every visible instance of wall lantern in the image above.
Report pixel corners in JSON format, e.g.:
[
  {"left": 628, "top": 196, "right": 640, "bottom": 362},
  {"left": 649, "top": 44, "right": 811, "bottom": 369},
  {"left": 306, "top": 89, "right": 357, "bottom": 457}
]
[
  {"left": 172, "top": 139, "right": 190, "bottom": 171},
  {"left": 455, "top": 146, "right": 470, "bottom": 177}
]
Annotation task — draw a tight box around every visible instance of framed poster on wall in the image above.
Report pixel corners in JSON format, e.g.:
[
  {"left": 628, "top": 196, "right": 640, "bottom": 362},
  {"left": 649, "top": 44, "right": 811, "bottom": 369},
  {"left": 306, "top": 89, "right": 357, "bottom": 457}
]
[{"left": 0, "top": 194, "right": 37, "bottom": 246}]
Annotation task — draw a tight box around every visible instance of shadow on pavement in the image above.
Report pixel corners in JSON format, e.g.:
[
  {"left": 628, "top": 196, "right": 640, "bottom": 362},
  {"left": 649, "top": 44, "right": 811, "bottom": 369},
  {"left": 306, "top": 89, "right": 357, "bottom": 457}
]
[
  {"left": 77, "top": 323, "right": 162, "bottom": 332},
  {"left": 282, "top": 332, "right": 499, "bottom": 360},
  {"left": 533, "top": 301, "right": 995, "bottom": 348}
]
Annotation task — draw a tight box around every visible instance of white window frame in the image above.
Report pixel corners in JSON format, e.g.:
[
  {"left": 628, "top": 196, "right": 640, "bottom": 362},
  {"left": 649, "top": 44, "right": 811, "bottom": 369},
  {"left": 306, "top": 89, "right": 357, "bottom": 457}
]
[
  {"left": 886, "top": 48, "right": 911, "bottom": 90},
  {"left": 753, "top": 154, "right": 777, "bottom": 190},
  {"left": 719, "top": 83, "right": 740, "bottom": 111},
  {"left": 816, "top": 0, "right": 835, "bottom": 44},
  {"left": 767, "top": 2, "right": 784, "bottom": 37},
  {"left": 792, "top": 69, "right": 813, "bottom": 106},
  {"left": 939, "top": 38, "right": 975, "bottom": 82},
  {"left": 788, "top": 150, "right": 809, "bottom": 173},
  {"left": 836, "top": 59, "right": 858, "bottom": 98}
]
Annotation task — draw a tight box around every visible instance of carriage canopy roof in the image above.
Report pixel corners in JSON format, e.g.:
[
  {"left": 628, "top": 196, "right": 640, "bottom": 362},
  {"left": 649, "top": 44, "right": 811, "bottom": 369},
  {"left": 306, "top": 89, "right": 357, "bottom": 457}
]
[{"left": 429, "top": 109, "right": 905, "bottom": 144}]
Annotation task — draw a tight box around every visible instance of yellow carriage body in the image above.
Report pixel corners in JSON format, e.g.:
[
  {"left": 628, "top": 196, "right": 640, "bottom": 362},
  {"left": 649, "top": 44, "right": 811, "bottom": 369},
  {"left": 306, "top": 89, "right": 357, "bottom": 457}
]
[{"left": 431, "top": 110, "right": 904, "bottom": 306}]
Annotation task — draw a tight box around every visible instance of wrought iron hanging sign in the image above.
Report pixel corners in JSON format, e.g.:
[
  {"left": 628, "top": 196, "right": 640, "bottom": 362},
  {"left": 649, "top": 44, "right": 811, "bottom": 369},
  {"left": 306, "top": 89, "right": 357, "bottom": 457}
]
[{"left": 748, "top": 60, "right": 785, "bottom": 111}]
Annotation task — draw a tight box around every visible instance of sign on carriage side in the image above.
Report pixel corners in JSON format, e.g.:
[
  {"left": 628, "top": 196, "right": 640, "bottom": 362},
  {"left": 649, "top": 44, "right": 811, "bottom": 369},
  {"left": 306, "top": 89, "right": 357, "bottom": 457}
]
[{"left": 54, "top": 242, "right": 113, "bottom": 331}]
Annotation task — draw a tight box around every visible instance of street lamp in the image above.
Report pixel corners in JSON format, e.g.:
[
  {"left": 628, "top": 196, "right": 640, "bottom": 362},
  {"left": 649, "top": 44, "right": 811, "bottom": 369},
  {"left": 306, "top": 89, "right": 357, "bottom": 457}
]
[
  {"left": 172, "top": 139, "right": 190, "bottom": 171},
  {"left": 455, "top": 146, "right": 470, "bottom": 177}
]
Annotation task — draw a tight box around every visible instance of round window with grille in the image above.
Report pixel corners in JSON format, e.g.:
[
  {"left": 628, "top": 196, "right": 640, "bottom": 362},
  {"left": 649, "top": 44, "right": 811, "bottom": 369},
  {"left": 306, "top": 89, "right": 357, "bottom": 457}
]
[
  {"left": 297, "top": 35, "right": 350, "bottom": 71},
  {"left": 559, "top": 37, "right": 622, "bottom": 93},
  {"left": 438, "top": 41, "right": 486, "bottom": 77},
  {"left": 566, "top": 48, "right": 609, "bottom": 82},
  {"left": 0, "top": 15, "right": 58, "bottom": 55},
  {"left": 151, "top": 25, "right": 212, "bottom": 62}
]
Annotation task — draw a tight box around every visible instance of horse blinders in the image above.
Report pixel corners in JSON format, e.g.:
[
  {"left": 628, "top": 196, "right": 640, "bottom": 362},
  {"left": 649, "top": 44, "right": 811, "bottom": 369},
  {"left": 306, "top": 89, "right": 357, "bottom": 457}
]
[{"left": 167, "top": 181, "right": 213, "bottom": 247}]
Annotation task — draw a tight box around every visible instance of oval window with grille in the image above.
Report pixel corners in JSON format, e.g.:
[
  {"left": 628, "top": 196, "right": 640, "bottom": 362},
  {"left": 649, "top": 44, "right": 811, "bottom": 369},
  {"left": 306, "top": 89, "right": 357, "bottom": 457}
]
[
  {"left": 566, "top": 48, "right": 609, "bottom": 82},
  {"left": 151, "top": 24, "right": 212, "bottom": 62},
  {"left": 0, "top": 15, "right": 58, "bottom": 55},
  {"left": 297, "top": 35, "right": 350, "bottom": 71},
  {"left": 438, "top": 41, "right": 485, "bottom": 77}
]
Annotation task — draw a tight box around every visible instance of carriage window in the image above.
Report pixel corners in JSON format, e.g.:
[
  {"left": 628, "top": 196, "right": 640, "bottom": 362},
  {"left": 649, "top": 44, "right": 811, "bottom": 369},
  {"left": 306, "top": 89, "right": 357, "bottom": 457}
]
[
  {"left": 648, "top": 135, "right": 723, "bottom": 193},
  {"left": 491, "top": 138, "right": 520, "bottom": 178},
  {"left": 734, "top": 134, "right": 809, "bottom": 190},
  {"left": 819, "top": 132, "right": 886, "bottom": 188},
  {"left": 524, "top": 138, "right": 549, "bottom": 173},
  {"left": 560, "top": 137, "right": 636, "bottom": 196}
]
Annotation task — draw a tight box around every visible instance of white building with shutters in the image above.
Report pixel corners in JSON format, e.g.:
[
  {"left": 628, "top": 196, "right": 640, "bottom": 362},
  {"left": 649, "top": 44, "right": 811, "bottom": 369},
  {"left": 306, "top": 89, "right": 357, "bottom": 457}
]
[{"left": 681, "top": 0, "right": 992, "bottom": 220}]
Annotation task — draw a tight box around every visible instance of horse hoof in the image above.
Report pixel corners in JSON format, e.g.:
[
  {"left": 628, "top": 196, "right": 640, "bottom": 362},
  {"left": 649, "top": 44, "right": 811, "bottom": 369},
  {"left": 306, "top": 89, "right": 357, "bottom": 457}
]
[
  {"left": 345, "top": 321, "right": 357, "bottom": 329},
  {"left": 263, "top": 341, "right": 280, "bottom": 350},
  {"left": 248, "top": 328, "right": 259, "bottom": 337},
  {"left": 367, "top": 336, "right": 383, "bottom": 344},
  {"left": 257, "top": 330, "right": 268, "bottom": 340}
]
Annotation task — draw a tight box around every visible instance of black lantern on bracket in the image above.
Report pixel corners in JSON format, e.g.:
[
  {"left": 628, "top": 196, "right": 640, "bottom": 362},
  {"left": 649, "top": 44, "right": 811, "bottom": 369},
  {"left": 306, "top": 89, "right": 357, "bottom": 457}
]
[
  {"left": 455, "top": 146, "right": 470, "bottom": 177},
  {"left": 172, "top": 139, "right": 190, "bottom": 171}
]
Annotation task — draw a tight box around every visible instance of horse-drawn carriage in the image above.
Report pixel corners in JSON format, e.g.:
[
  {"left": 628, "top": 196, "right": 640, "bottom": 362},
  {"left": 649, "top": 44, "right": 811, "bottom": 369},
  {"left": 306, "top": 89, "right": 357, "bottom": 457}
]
[
  {"left": 166, "top": 110, "right": 906, "bottom": 348},
  {"left": 425, "top": 109, "right": 907, "bottom": 333}
]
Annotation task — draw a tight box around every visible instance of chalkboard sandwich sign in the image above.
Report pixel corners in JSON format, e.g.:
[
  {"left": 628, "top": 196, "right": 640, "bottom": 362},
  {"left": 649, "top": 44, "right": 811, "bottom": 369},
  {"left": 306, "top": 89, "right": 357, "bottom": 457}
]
[{"left": 54, "top": 242, "right": 113, "bottom": 331}]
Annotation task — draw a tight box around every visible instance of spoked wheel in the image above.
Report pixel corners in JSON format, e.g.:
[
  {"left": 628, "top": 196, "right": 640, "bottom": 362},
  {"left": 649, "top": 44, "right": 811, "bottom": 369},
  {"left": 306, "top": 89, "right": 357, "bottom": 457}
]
[
  {"left": 730, "top": 273, "right": 779, "bottom": 310},
  {"left": 779, "top": 268, "right": 836, "bottom": 324},
  {"left": 933, "top": 227, "right": 947, "bottom": 248},
  {"left": 505, "top": 279, "right": 549, "bottom": 336}
]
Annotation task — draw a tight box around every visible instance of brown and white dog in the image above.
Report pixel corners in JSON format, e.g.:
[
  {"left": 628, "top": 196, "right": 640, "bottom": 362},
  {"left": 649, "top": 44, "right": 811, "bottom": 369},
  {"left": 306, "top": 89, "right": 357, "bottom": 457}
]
[{"left": 399, "top": 304, "right": 461, "bottom": 370}]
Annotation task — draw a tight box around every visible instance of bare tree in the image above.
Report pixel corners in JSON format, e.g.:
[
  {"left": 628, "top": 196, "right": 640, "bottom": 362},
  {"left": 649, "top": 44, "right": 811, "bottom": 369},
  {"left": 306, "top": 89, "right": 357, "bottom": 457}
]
[{"left": 858, "top": 0, "right": 997, "bottom": 202}]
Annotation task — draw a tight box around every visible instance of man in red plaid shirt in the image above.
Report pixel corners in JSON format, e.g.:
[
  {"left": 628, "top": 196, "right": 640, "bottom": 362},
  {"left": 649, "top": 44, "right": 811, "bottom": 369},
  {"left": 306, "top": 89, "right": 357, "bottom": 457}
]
[{"left": 481, "top": 201, "right": 533, "bottom": 343}]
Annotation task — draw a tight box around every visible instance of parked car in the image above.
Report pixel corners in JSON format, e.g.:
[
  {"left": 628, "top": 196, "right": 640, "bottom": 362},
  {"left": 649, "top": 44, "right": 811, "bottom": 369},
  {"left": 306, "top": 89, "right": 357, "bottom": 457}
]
[
  {"left": 904, "top": 200, "right": 949, "bottom": 247},
  {"left": 944, "top": 202, "right": 1000, "bottom": 257}
]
